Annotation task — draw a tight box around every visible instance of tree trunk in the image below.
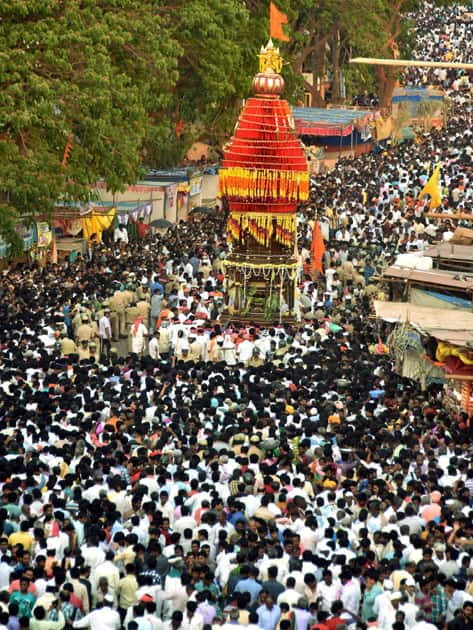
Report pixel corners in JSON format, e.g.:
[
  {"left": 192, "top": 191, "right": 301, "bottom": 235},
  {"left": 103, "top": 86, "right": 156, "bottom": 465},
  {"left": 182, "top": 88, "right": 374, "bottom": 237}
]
[
  {"left": 310, "top": 84, "right": 325, "bottom": 108},
  {"left": 378, "top": 67, "right": 398, "bottom": 109},
  {"left": 376, "top": 0, "right": 404, "bottom": 109},
  {"left": 330, "top": 30, "right": 343, "bottom": 104},
  {"left": 309, "top": 40, "right": 327, "bottom": 107}
]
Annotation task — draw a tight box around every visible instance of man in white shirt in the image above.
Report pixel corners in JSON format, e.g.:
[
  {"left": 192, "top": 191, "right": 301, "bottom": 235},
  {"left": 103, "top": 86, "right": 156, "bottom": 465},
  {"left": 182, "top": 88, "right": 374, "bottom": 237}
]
[
  {"left": 236, "top": 337, "right": 254, "bottom": 366},
  {"left": 410, "top": 611, "right": 438, "bottom": 630},
  {"left": 0, "top": 557, "right": 13, "bottom": 591},
  {"left": 276, "top": 576, "right": 300, "bottom": 608},
  {"left": 340, "top": 568, "right": 361, "bottom": 625},
  {"left": 73, "top": 597, "right": 120, "bottom": 629},
  {"left": 211, "top": 512, "right": 235, "bottom": 547},
  {"left": 99, "top": 310, "right": 112, "bottom": 357},
  {"left": 181, "top": 601, "right": 204, "bottom": 630},
  {"left": 94, "top": 550, "right": 120, "bottom": 595},
  {"left": 114, "top": 225, "right": 129, "bottom": 245},
  {"left": 148, "top": 331, "right": 161, "bottom": 361},
  {"left": 316, "top": 570, "right": 342, "bottom": 613},
  {"left": 80, "top": 539, "right": 105, "bottom": 574},
  {"left": 173, "top": 507, "right": 197, "bottom": 537}
]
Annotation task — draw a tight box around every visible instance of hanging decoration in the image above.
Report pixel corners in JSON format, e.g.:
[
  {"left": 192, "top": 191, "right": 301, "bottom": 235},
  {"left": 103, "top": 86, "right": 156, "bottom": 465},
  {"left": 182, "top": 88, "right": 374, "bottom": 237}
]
[
  {"left": 227, "top": 216, "right": 241, "bottom": 242},
  {"left": 219, "top": 168, "right": 309, "bottom": 203},
  {"left": 223, "top": 259, "right": 297, "bottom": 272},
  {"left": 227, "top": 212, "right": 296, "bottom": 250}
]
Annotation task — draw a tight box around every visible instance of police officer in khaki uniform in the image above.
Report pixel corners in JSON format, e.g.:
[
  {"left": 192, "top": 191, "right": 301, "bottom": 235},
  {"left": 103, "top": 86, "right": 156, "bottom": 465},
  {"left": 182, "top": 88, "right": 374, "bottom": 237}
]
[
  {"left": 248, "top": 435, "right": 264, "bottom": 459},
  {"left": 158, "top": 322, "right": 170, "bottom": 359},
  {"left": 125, "top": 303, "right": 140, "bottom": 329},
  {"left": 188, "top": 334, "right": 202, "bottom": 363},
  {"left": 229, "top": 434, "right": 245, "bottom": 456},
  {"left": 125, "top": 302, "right": 140, "bottom": 352},
  {"left": 178, "top": 345, "right": 194, "bottom": 363},
  {"left": 111, "top": 289, "right": 127, "bottom": 337},
  {"left": 208, "top": 336, "right": 224, "bottom": 363},
  {"left": 88, "top": 341, "right": 100, "bottom": 363},
  {"left": 90, "top": 314, "right": 99, "bottom": 341},
  {"left": 123, "top": 282, "right": 136, "bottom": 308},
  {"left": 71, "top": 307, "right": 82, "bottom": 336},
  {"left": 136, "top": 282, "right": 149, "bottom": 302},
  {"left": 76, "top": 314, "right": 96, "bottom": 344},
  {"left": 60, "top": 332, "right": 77, "bottom": 357},
  {"left": 106, "top": 294, "right": 119, "bottom": 340},
  {"left": 77, "top": 339, "right": 90, "bottom": 361}
]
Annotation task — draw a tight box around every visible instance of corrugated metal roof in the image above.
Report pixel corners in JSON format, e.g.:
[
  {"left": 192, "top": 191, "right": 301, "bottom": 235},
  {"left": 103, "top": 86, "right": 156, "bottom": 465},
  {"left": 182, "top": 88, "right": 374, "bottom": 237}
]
[
  {"left": 374, "top": 300, "right": 473, "bottom": 345},
  {"left": 292, "top": 107, "right": 374, "bottom": 124},
  {"left": 383, "top": 265, "right": 473, "bottom": 290}
]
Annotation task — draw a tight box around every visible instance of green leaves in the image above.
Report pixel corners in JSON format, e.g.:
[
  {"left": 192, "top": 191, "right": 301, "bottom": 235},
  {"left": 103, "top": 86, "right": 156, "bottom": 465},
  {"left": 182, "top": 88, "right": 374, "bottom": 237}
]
[
  {"left": 0, "top": 0, "right": 454, "bottom": 247},
  {"left": 0, "top": 0, "right": 177, "bottom": 242}
]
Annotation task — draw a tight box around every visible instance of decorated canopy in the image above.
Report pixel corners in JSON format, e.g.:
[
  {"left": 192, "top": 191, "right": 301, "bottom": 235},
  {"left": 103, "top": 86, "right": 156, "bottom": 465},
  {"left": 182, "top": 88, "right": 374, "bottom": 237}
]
[
  {"left": 292, "top": 106, "right": 375, "bottom": 145},
  {"left": 220, "top": 41, "right": 308, "bottom": 321},
  {"left": 219, "top": 40, "right": 309, "bottom": 215}
]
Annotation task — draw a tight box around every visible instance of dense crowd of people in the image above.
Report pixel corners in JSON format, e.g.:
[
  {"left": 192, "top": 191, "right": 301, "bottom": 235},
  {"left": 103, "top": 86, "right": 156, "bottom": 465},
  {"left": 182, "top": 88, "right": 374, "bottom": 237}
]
[{"left": 1, "top": 3, "right": 473, "bottom": 630}]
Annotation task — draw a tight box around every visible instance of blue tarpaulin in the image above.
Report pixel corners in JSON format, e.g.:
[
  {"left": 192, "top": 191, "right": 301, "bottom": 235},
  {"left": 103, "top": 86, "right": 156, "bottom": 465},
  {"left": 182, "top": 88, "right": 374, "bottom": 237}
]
[{"left": 424, "top": 289, "right": 471, "bottom": 309}]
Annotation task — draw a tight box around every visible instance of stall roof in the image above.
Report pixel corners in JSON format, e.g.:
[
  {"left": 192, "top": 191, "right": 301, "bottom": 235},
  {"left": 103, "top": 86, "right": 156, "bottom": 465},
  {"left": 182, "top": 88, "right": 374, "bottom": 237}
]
[
  {"left": 425, "top": 243, "right": 473, "bottom": 262},
  {"left": 392, "top": 87, "right": 444, "bottom": 102},
  {"left": 145, "top": 169, "right": 201, "bottom": 183},
  {"left": 374, "top": 300, "right": 473, "bottom": 345},
  {"left": 383, "top": 265, "right": 473, "bottom": 291},
  {"left": 92, "top": 201, "right": 152, "bottom": 216},
  {"left": 292, "top": 107, "right": 374, "bottom": 137},
  {"left": 292, "top": 107, "right": 374, "bottom": 124}
]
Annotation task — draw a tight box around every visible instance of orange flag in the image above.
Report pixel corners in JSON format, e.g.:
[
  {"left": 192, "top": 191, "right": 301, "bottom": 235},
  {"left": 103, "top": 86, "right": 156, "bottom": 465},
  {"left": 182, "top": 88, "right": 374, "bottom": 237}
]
[
  {"left": 270, "top": 1, "right": 289, "bottom": 42},
  {"left": 310, "top": 221, "right": 325, "bottom": 275}
]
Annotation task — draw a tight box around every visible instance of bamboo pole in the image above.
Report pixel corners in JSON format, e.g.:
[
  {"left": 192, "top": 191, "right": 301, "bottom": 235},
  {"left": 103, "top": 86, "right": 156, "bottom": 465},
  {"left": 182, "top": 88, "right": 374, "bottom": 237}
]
[
  {"left": 425, "top": 213, "right": 473, "bottom": 220},
  {"left": 350, "top": 57, "right": 473, "bottom": 70}
]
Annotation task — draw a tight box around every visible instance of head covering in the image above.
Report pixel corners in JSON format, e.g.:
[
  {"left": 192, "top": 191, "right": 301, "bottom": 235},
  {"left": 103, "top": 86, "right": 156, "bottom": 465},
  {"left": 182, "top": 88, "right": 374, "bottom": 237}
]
[{"left": 132, "top": 315, "right": 144, "bottom": 337}]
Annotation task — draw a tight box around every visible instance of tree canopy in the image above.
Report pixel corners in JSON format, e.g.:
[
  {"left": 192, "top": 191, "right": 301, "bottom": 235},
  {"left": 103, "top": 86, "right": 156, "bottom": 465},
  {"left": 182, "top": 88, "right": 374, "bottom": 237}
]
[
  {"left": 0, "top": 0, "right": 178, "bottom": 243},
  {"left": 0, "top": 0, "right": 456, "bottom": 244}
]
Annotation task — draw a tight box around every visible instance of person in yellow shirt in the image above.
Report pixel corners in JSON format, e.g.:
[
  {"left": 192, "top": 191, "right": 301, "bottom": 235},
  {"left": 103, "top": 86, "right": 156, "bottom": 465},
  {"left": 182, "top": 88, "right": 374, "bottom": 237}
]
[
  {"left": 117, "top": 563, "right": 138, "bottom": 624},
  {"left": 8, "top": 521, "right": 33, "bottom": 551}
]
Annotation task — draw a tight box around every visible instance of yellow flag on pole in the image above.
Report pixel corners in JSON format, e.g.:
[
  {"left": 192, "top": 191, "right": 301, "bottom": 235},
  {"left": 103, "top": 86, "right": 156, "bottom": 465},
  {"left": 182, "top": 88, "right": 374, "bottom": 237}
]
[{"left": 418, "top": 163, "right": 442, "bottom": 209}]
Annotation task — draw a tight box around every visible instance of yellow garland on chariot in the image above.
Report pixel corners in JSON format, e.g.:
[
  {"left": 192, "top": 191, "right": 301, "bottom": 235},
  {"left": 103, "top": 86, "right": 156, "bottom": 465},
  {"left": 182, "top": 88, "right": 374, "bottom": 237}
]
[{"left": 219, "top": 167, "right": 309, "bottom": 201}]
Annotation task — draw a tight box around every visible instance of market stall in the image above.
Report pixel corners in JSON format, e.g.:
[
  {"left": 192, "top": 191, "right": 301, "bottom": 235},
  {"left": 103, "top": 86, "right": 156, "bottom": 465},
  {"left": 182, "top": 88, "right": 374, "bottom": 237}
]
[
  {"left": 292, "top": 106, "right": 376, "bottom": 159},
  {"left": 374, "top": 300, "right": 473, "bottom": 412}
]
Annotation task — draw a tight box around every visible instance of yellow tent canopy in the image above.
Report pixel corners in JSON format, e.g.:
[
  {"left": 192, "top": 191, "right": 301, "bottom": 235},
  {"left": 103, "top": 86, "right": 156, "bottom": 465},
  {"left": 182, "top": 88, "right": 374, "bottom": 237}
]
[{"left": 82, "top": 208, "right": 116, "bottom": 242}]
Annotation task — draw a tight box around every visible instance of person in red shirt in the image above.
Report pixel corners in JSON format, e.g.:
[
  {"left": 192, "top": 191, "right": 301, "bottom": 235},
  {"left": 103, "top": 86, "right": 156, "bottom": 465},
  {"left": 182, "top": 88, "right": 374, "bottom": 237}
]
[
  {"left": 137, "top": 218, "right": 150, "bottom": 240},
  {"left": 325, "top": 601, "right": 346, "bottom": 630},
  {"left": 311, "top": 611, "right": 330, "bottom": 630}
]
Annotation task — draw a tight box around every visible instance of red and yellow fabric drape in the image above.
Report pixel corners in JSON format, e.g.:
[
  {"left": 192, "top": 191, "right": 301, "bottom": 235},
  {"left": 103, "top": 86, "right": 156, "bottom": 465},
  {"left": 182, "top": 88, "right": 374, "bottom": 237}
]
[
  {"left": 219, "top": 167, "right": 309, "bottom": 203},
  {"left": 227, "top": 212, "right": 295, "bottom": 248}
]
